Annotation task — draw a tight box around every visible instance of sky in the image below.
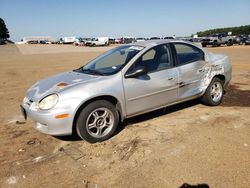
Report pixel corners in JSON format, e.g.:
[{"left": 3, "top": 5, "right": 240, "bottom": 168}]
[{"left": 0, "top": 0, "right": 249, "bottom": 41}]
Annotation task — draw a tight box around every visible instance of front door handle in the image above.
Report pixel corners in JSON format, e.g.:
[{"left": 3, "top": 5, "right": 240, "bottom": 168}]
[{"left": 168, "top": 77, "right": 174, "bottom": 81}]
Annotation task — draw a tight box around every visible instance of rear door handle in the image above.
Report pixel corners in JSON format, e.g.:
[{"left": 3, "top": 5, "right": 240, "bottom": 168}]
[{"left": 168, "top": 77, "right": 174, "bottom": 81}]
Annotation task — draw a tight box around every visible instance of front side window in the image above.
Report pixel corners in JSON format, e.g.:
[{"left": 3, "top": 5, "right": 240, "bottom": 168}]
[
  {"left": 79, "top": 45, "right": 143, "bottom": 75},
  {"left": 128, "top": 44, "right": 172, "bottom": 74},
  {"left": 173, "top": 43, "right": 204, "bottom": 65}
]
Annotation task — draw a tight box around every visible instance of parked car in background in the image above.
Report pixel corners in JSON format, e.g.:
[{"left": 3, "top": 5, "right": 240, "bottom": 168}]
[
  {"left": 189, "top": 38, "right": 201, "bottom": 42},
  {"left": 39, "top": 40, "right": 47, "bottom": 44},
  {"left": 244, "top": 37, "right": 250, "bottom": 45},
  {"left": 201, "top": 34, "right": 234, "bottom": 47},
  {"left": 85, "top": 38, "right": 95, "bottom": 46},
  {"left": 73, "top": 38, "right": 82, "bottom": 46},
  {"left": 150, "top": 37, "right": 161, "bottom": 40},
  {"left": 21, "top": 40, "right": 231, "bottom": 143},
  {"left": 28, "top": 40, "right": 39, "bottom": 44},
  {"left": 115, "top": 38, "right": 122, "bottom": 44},
  {"left": 121, "top": 37, "right": 135, "bottom": 44},
  {"left": 74, "top": 38, "right": 88, "bottom": 46},
  {"left": 135, "top": 38, "right": 146, "bottom": 42},
  {"left": 233, "top": 36, "right": 244, "bottom": 45},
  {"left": 52, "top": 38, "right": 63, "bottom": 44},
  {"left": 164, "top": 36, "right": 174, "bottom": 39},
  {"left": 109, "top": 38, "right": 116, "bottom": 44},
  {"left": 40, "top": 40, "right": 52, "bottom": 44}
]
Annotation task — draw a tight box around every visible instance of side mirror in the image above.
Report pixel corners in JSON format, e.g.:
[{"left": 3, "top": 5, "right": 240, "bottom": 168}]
[{"left": 125, "top": 66, "right": 147, "bottom": 78}]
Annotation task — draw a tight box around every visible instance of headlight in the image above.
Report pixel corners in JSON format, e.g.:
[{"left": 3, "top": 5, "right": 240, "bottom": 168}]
[{"left": 38, "top": 94, "right": 58, "bottom": 110}]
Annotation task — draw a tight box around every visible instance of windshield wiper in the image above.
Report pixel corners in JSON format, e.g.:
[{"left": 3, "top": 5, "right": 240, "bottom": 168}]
[{"left": 81, "top": 68, "right": 105, "bottom": 76}]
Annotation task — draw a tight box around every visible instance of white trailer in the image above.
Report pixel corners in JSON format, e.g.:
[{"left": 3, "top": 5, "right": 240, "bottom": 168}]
[{"left": 62, "top": 36, "right": 76, "bottom": 44}]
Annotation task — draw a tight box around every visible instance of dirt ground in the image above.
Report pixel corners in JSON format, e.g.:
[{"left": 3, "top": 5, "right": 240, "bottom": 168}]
[{"left": 0, "top": 44, "right": 249, "bottom": 188}]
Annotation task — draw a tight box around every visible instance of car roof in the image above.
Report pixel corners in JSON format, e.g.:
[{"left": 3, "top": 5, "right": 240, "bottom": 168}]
[{"left": 131, "top": 39, "right": 192, "bottom": 48}]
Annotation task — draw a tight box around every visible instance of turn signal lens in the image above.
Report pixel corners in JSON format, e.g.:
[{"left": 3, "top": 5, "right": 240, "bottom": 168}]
[{"left": 55, "top": 114, "right": 69, "bottom": 119}]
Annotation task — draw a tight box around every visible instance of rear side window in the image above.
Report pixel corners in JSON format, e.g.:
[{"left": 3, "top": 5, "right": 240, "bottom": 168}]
[{"left": 173, "top": 43, "right": 204, "bottom": 65}]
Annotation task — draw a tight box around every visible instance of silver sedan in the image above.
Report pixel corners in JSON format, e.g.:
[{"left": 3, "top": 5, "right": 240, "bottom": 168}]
[{"left": 21, "top": 40, "right": 232, "bottom": 143}]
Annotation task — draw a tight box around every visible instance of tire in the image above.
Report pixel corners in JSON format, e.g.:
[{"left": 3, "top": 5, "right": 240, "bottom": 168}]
[
  {"left": 227, "top": 40, "right": 233, "bottom": 46},
  {"left": 201, "top": 43, "right": 207, "bottom": 47},
  {"left": 201, "top": 78, "right": 224, "bottom": 106},
  {"left": 76, "top": 100, "right": 119, "bottom": 143},
  {"left": 212, "top": 41, "right": 218, "bottom": 47}
]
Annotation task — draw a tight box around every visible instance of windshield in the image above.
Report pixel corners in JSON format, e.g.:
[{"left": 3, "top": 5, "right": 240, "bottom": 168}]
[{"left": 79, "top": 45, "right": 144, "bottom": 75}]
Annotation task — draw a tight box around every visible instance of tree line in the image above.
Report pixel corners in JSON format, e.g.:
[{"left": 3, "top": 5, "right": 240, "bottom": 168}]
[
  {"left": 0, "top": 18, "right": 10, "bottom": 40},
  {"left": 197, "top": 25, "right": 250, "bottom": 37}
]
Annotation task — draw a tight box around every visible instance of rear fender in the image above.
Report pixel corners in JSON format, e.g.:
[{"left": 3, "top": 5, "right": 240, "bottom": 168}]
[{"left": 200, "top": 64, "right": 225, "bottom": 93}]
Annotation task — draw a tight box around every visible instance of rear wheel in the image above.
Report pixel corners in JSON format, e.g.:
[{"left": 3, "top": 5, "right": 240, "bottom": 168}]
[
  {"left": 201, "top": 78, "right": 224, "bottom": 106},
  {"left": 201, "top": 43, "right": 207, "bottom": 47},
  {"left": 76, "top": 100, "right": 119, "bottom": 143},
  {"left": 227, "top": 40, "right": 233, "bottom": 46}
]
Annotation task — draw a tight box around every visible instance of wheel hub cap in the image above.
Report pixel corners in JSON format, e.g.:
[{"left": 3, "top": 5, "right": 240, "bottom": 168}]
[
  {"left": 97, "top": 118, "right": 104, "bottom": 126},
  {"left": 210, "top": 81, "right": 223, "bottom": 103},
  {"left": 86, "top": 108, "right": 114, "bottom": 138}
]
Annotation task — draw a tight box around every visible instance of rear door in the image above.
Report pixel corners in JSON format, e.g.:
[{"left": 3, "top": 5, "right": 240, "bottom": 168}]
[
  {"left": 123, "top": 44, "right": 179, "bottom": 116},
  {"left": 172, "top": 43, "right": 207, "bottom": 100}
]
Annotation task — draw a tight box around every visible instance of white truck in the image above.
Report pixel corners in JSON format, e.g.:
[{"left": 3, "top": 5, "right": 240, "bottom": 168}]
[
  {"left": 86, "top": 37, "right": 109, "bottom": 46},
  {"left": 201, "top": 34, "right": 234, "bottom": 47}
]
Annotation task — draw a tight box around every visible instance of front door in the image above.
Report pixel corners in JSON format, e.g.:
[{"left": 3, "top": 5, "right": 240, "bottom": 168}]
[{"left": 123, "top": 44, "right": 179, "bottom": 117}]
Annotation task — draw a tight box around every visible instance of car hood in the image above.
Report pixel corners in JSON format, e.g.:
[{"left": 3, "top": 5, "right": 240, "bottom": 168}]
[{"left": 26, "top": 71, "right": 100, "bottom": 101}]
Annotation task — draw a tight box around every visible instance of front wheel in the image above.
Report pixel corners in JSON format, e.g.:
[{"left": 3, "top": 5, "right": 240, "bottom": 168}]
[
  {"left": 201, "top": 78, "right": 224, "bottom": 106},
  {"left": 76, "top": 100, "right": 119, "bottom": 143},
  {"left": 212, "top": 42, "right": 218, "bottom": 47}
]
